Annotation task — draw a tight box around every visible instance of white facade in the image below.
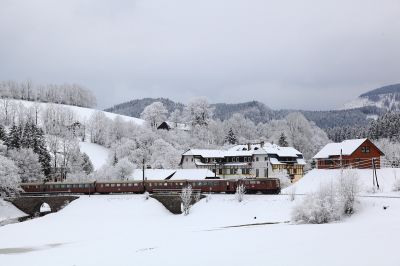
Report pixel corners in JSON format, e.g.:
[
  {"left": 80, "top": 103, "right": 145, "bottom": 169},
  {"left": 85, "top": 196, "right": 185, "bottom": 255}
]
[{"left": 180, "top": 142, "right": 306, "bottom": 180}]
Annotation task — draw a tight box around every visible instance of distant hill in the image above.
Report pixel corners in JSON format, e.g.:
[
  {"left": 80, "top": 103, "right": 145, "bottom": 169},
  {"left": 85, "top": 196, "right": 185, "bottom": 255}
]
[
  {"left": 342, "top": 83, "right": 400, "bottom": 112},
  {"left": 105, "top": 98, "right": 380, "bottom": 129}
]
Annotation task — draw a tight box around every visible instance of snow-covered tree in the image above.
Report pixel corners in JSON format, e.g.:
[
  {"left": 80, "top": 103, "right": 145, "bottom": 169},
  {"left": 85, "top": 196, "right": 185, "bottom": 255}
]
[
  {"left": 0, "top": 155, "right": 21, "bottom": 197},
  {"left": 180, "top": 185, "right": 193, "bottom": 215},
  {"left": 141, "top": 102, "right": 168, "bottom": 129},
  {"left": 184, "top": 97, "right": 213, "bottom": 126},
  {"left": 9, "top": 148, "right": 44, "bottom": 182},
  {"left": 114, "top": 158, "right": 134, "bottom": 180},
  {"left": 95, "top": 164, "right": 117, "bottom": 180},
  {"left": 235, "top": 184, "right": 246, "bottom": 202},
  {"left": 274, "top": 169, "right": 291, "bottom": 189},
  {"left": 88, "top": 111, "right": 111, "bottom": 146}
]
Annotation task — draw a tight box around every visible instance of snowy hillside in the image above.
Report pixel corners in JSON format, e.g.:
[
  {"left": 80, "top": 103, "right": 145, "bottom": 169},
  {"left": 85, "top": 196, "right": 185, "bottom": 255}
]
[
  {"left": 1, "top": 99, "right": 145, "bottom": 126},
  {"left": 341, "top": 83, "right": 400, "bottom": 112},
  {"left": 78, "top": 142, "right": 110, "bottom": 170}
]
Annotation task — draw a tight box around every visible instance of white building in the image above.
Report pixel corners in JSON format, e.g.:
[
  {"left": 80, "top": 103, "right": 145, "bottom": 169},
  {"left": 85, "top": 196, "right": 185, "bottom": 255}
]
[{"left": 180, "top": 142, "right": 306, "bottom": 180}]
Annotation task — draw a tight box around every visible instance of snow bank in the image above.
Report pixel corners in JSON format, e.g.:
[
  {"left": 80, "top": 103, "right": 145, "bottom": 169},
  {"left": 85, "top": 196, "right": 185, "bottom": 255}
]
[
  {"left": 284, "top": 168, "right": 400, "bottom": 195},
  {"left": 79, "top": 141, "right": 109, "bottom": 170},
  {"left": 0, "top": 194, "right": 399, "bottom": 266},
  {"left": 0, "top": 199, "right": 26, "bottom": 223}
]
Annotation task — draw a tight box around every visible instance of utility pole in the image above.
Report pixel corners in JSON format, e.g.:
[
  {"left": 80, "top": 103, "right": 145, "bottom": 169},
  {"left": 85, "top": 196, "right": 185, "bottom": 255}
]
[{"left": 142, "top": 158, "right": 146, "bottom": 191}]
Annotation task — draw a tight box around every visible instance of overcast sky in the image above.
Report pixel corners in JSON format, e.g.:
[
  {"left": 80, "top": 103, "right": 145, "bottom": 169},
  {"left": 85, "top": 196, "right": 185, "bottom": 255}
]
[{"left": 0, "top": 0, "right": 399, "bottom": 110}]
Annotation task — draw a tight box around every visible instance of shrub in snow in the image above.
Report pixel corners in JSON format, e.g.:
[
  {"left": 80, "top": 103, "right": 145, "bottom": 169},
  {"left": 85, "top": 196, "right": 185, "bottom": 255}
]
[
  {"left": 274, "top": 169, "right": 291, "bottom": 189},
  {"left": 292, "top": 184, "right": 342, "bottom": 224},
  {"left": 180, "top": 185, "right": 193, "bottom": 215},
  {"left": 0, "top": 155, "right": 21, "bottom": 197},
  {"left": 235, "top": 184, "right": 246, "bottom": 203},
  {"left": 292, "top": 170, "right": 360, "bottom": 224},
  {"left": 337, "top": 170, "right": 360, "bottom": 215},
  {"left": 144, "top": 191, "right": 150, "bottom": 200}
]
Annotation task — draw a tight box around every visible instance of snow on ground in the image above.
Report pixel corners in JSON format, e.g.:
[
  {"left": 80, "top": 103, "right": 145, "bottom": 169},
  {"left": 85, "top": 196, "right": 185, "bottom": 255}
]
[
  {"left": 2, "top": 99, "right": 145, "bottom": 125},
  {"left": 0, "top": 199, "right": 26, "bottom": 223},
  {"left": 284, "top": 168, "right": 400, "bottom": 195},
  {"left": 79, "top": 141, "right": 110, "bottom": 170},
  {"left": 0, "top": 194, "right": 399, "bottom": 266}
]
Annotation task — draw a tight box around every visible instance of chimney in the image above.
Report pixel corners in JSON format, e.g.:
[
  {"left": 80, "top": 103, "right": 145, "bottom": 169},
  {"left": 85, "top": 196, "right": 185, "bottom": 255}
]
[
  {"left": 260, "top": 141, "right": 265, "bottom": 148},
  {"left": 247, "top": 143, "right": 251, "bottom": 151}
]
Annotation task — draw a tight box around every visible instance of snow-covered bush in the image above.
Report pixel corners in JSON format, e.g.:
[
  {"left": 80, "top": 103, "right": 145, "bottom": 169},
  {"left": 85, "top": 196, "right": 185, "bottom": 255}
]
[
  {"left": 235, "top": 184, "right": 246, "bottom": 203},
  {"left": 274, "top": 169, "right": 291, "bottom": 189},
  {"left": 292, "top": 170, "right": 360, "bottom": 223},
  {"left": 337, "top": 170, "right": 360, "bottom": 214},
  {"left": 143, "top": 191, "right": 150, "bottom": 200},
  {"left": 292, "top": 184, "right": 342, "bottom": 224},
  {"left": 95, "top": 164, "right": 117, "bottom": 180},
  {"left": 0, "top": 155, "right": 21, "bottom": 197},
  {"left": 180, "top": 185, "right": 193, "bottom": 215}
]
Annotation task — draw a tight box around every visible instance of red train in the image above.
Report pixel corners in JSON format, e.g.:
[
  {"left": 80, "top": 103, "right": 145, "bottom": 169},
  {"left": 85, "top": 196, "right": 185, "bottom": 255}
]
[{"left": 20, "top": 178, "right": 281, "bottom": 195}]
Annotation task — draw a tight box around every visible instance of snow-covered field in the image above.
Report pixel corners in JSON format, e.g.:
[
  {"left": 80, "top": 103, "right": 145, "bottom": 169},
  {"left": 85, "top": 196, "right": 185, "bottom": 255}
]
[{"left": 1, "top": 169, "right": 400, "bottom": 265}]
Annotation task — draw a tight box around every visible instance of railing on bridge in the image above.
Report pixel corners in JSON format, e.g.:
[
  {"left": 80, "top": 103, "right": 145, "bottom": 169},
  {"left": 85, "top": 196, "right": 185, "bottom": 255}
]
[{"left": 152, "top": 189, "right": 202, "bottom": 195}]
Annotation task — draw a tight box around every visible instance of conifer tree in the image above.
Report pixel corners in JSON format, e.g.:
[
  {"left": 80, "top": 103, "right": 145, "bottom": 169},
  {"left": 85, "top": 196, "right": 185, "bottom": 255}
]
[
  {"left": 278, "top": 132, "right": 288, "bottom": 147},
  {"left": 6, "top": 124, "right": 22, "bottom": 149},
  {"left": 0, "top": 125, "right": 5, "bottom": 142},
  {"left": 225, "top": 128, "right": 237, "bottom": 144},
  {"left": 81, "top": 153, "right": 94, "bottom": 175}
]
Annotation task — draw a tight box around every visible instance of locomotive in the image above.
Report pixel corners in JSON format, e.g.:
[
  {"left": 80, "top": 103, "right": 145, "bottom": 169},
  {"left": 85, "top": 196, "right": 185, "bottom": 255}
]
[{"left": 20, "top": 178, "right": 281, "bottom": 195}]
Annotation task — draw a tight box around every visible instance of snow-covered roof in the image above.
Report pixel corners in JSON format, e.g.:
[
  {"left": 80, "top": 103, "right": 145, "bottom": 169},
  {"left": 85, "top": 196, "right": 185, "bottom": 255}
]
[
  {"left": 130, "top": 169, "right": 215, "bottom": 181},
  {"left": 229, "top": 143, "right": 302, "bottom": 157},
  {"left": 183, "top": 149, "right": 253, "bottom": 158},
  {"left": 313, "top": 138, "right": 368, "bottom": 159}
]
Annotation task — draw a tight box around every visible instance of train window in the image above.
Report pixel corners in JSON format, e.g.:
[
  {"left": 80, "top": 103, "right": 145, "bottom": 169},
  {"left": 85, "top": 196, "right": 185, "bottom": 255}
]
[
  {"left": 198, "top": 182, "right": 202, "bottom": 186},
  {"left": 111, "top": 184, "right": 115, "bottom": 187},
  {"left": 134, "top": 183, "right": 138, "bottom": 187},
  {"left": 245, "top": 181, "right": 249, "bottom": 185},
  {"left": 250, "top": 181, "right": 256, "bottom": 184},
  {"left": 257, "top": 181, "right": 261, "bottom": 184},
  {"left": 180, "top": 183, "right": 183, "bottom": 186},
  {"left": 105, "top": 184, "right": 110, "bottom": 187},
  {"left": 79, "top": 184, "right": 84, "bottom": 188},
  {"left": 116, "top": 184, "right": 121, "bottom": 187},
  {"left": 164, "top": 183, "right": 168, "bottom": 186}
]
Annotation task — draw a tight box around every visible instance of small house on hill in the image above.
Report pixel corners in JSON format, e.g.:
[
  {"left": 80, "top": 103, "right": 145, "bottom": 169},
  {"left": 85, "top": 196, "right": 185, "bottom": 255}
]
[
  {"left": 313, "top": 138, "right": 384, "bottom": 169},
  {"left": 157, "top": 121, "right": 191, "bottom": 131}
]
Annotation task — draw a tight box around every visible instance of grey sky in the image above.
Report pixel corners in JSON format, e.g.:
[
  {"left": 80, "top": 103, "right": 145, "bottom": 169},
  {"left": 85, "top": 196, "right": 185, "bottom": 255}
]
[{"left": 1, "top": 0, "right": 399, "bottom": 110}]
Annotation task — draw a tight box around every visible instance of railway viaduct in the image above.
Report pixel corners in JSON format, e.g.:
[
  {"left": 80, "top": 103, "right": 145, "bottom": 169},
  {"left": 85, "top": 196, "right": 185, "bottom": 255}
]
[{"left": 8, "top": 196, "right": 79, "bottom": 216}]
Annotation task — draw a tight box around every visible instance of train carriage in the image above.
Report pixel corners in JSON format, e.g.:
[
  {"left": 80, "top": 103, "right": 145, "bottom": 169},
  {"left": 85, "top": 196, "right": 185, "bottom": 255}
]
[
  {"left": 20, "top": 182, "right": 45, "bottom": 193},
  {"left": 44, "top": 181, "right": 96, "bottom": 194},
  {"left": 96, "top": 180, "right": 144, "bottom": 194},
  {"left": 240, "top": 178, "right": 280, "bottom": 194}
]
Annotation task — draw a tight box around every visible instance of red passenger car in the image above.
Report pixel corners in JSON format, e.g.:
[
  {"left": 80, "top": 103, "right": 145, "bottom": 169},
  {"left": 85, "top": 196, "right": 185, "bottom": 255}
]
[{"left": 95, "top": 181, "right": 144, "bottom": 194}]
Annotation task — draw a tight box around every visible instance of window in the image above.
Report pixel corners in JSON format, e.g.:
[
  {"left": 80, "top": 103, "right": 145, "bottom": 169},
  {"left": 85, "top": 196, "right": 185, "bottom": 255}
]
[
  {"left": 361, "top": 146, "right": 370, "bottom": 153},
  {"left": 111, "top": 184, "right": 115, "bottom": 187},
  {"left": 191, "top": 158, "right": 194, "bottom": 162},
  {"left": 219, "top": 169, "right": 223, "bottom": 174},
  {"left": 256, "top": 157, "right": 259, "bottom": 162},
  {"left": 256, "top": 169, "right": 259, "bottom": 177},
  {"left": 265, "top": 157, "right": 268, "bottom": 161},
  {"left": 128, "top": 183, "right": 133, "bottom": 187},
  {"left": 186, "top": 158, "right": 188, "bottom": 162},
  {"left": 244, "top": 157, "right": 247, "bottom": 162},
  {"left": 264, "top": 169, "right": 268, "bottom": 177},
  {"left": 242, "top": 168, "right": 246, "bottom": 174},
  {"left": 105, "top": 184, "right": 110, "bottom": 187},
  {"left": 117, "top": 184, "right": 121, "bottom": 187}
]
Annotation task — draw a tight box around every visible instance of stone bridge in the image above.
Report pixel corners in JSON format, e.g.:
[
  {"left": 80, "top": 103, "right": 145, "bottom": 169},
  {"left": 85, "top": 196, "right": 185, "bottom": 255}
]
[
  {"left": 8, "top": 196, "right": 79, "bottom": 216},
  {"left": 151, "top": 194, "right": 205, "bottom": 214}
]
